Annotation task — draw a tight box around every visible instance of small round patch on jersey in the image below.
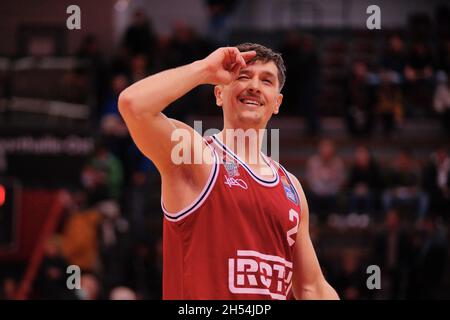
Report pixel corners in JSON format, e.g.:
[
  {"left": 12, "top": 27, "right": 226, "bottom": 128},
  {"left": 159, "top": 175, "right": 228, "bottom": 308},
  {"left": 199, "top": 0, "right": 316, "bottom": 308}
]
[{"left": 224, "top": 160, "right": 240, "bottom": 178}]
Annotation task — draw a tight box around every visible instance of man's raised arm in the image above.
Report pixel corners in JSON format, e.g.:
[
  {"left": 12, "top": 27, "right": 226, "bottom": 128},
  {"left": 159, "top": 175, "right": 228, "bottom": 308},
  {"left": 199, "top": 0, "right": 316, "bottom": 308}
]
[{"left": 118, "top": 47, "right": 256, "bottom": 173}]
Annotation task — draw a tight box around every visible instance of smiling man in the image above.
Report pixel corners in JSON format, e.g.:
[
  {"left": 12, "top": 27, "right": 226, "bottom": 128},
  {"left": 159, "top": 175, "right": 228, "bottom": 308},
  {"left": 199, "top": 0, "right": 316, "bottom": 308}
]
[{"left": 118, "top": 43, "right": 339, "bottom": 300}]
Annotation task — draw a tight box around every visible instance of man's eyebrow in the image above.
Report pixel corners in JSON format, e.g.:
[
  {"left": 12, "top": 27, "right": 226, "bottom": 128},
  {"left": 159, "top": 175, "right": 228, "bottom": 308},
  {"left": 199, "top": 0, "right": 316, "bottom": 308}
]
[
  {"left": 260, "top": 71, "right": 277, "bottom": 79},
  {"left": 239, "top": 69, "right": 277, "bottom": 79}
]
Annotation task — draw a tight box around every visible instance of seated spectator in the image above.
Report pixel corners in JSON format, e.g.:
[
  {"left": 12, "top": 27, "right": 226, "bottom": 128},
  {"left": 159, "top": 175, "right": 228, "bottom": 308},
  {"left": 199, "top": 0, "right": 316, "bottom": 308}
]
[
  {"left": 60, "top": 205, "right": 102, "bottom": 273},
  {"left": 0, "top": 277, "right": 17, "bottom": 300},
  {"left": 334, "top": 251, "right": 367, "bottom": 300},
  {"left": 97, "top": 200, "right": 131, "bottom": 294},
  {"left": 109, "top": 286, "right": 137, "bottom": 300},
  {"left": 405, "top": 42, "right": 434, "bottom": 81},
  {"left": 380, "top": 35, "right": 407, "bottom": 79},
  {"left": 406, "top": 216, "right": 448, "bottom": 299},
  {"left": 122, "top": 9, "right": 157, "bottom": 60},
  {"left": 404, "top": 42, "right": 435, "bottom": 116},
  {"left": 343, "top": 61, "right": 376, "bottom": 137},
  {"left": 433, "top": 71, "right": 450, "bottom": 135},
  {"left": 422, "top": 146, "right": 450, "bottom": 219},
  {"left": 382, "top": 149, "right": 429, "bottom": 220},
  {"left": 102, "top": 74, "right": 129, "bottom": 118},
  {"left": 374, "top": 209, "right": 412, "bottom": 299},
  {"left": 347, "top": 146, "right": 382, "bottom": 216},
  {"left": 35, "top": 236, "right": 77, "bottom": 299},
  {"left": 82, "top": 141, "right": 124, "bottom": 202},
  {"left": 306, "top": 139, "right": 346, "bottom": 219},
  {"left": 376, "top": 70, "right": 404, "bottom": 136},
  {"left": 77, "top": 273, "right": 101, "bottom": 300},
  {"left": 437, "top": 39, "right": 450, "bottom": 75}
]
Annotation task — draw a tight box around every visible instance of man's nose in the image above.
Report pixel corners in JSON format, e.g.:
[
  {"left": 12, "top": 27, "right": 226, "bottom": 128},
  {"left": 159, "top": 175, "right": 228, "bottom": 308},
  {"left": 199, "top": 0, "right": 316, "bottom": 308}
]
[{"left": 247, "top": 77, "right": 261, "bottom": 93}]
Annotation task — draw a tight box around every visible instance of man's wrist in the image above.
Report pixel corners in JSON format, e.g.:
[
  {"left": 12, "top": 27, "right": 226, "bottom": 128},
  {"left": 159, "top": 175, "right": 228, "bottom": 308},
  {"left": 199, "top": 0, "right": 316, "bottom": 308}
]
[{"left": 190, "top": 59, "right": 211, "bottom": 86}]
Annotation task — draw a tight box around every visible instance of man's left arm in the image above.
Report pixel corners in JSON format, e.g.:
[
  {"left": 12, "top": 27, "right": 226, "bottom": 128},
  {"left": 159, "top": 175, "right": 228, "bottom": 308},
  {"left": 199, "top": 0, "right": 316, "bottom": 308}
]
[{"left": 288, "top": 173, "right": 340, "bottom": 300}]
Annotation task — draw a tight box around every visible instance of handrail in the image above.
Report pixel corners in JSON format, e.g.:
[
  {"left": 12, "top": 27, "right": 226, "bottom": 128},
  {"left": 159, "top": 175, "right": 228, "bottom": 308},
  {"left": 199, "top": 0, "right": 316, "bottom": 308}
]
[{"left": 15, "top": 190, "right": 66, "bottom": 300}]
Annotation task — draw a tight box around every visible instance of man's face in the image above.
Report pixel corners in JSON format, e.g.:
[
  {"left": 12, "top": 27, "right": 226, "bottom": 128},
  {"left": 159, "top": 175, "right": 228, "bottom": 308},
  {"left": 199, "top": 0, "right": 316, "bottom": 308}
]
[{"left": 214, "top": 60, "right": 283, "bottom": 128}]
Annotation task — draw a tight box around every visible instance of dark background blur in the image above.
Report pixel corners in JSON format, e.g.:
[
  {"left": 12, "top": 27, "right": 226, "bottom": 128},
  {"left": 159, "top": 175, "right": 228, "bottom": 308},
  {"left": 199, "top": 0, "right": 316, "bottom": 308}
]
[{"left": 0, "top": 0, "right": 449, "bottom": 300}]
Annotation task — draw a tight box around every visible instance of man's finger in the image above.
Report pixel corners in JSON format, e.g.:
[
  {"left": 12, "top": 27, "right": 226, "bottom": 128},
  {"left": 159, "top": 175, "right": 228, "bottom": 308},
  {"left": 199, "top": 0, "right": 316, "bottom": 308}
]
[
  {"left": 241, "top": 51, "right": 257, "bottom": 62},
  {"left": 238, "top": 55, "right": 246, "bottom": 68}
]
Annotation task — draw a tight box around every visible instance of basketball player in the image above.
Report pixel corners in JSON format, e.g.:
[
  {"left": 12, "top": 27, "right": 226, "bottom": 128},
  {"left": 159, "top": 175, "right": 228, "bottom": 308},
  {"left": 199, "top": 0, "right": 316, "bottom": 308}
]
[{"left": 118, "top": 43, "right": 339, "bottom": 300}]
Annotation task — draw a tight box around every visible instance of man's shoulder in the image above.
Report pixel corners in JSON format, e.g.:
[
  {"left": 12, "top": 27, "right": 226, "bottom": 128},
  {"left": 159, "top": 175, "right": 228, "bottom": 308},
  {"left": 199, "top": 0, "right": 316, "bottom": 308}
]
[{"left": 269, "top": 157, "right": 303, "bottom": 190}]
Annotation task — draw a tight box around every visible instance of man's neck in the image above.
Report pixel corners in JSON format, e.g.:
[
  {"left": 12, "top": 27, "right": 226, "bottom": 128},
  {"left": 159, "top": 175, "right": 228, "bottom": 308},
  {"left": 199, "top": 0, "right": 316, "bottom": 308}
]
[{"left": 217, "top": 127, "right": 267, "bottom": 166}]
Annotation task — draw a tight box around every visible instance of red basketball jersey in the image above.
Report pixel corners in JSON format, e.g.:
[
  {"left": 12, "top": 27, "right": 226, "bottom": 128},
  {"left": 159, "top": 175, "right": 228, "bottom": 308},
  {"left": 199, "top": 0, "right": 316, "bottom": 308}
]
[{"left": 162, "top": 135, "right": 302, "bottom": 300}]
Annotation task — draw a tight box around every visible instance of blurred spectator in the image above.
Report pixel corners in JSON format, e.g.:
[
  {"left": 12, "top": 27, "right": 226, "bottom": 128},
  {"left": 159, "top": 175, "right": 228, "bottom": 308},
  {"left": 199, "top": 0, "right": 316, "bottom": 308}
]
[
  {"left": 205, "top": 0, "right": 237, "bottom": 47},
  {"left": 279, "top": 31, "right": 303, "bottom": 116},
  {"left": 405, "top": 42, "right": 434, "bottom": 80},
  {"left": 422, "top": 147, "right": 450, "bottom": 219},
  {"left": 35, "top": 236, "right": 77, "bottom": 299},
  {"left": 433, "top": 71, "right": 450, "bottom": 135},
  {"left": 163, "top": 21, "right": 208, "bottom": 120},
  {"left": 109, "top": 286, "right": 137, "bottom": 300},
  {"left": 125, "top": 239, "right": 162, "bottom": 299},
  {"left": 102, "top": 73, "right": 129, "bottom": 118},
  {"left": 334, "top": 251, "right": 367, "bottom": 300},
  {"left": 97, "top": 200, "right": 131, "bottom": 293},
  {"left": 380, "top": 35, "right": 407, "bottom": 78},
  {"left": 125, "top": 150, "right": 158, "bottom": 240},
  {"left": 382, "top": 150, "right": 429, "bottom": 220},
  {"left": 376, "top": 70, "right": 404, "bottom": 136},
  {"left": 60, "top": 204, "right": 102, "bottom": 272},
  {"left": 279, "top": 32, "right": 320, "bottom": 134},
  {"left": 437, "top": 39, "right": 450, "bottom": 74},
  {"left": 0, "top": 277, "right": 17, "bottom": 300},
  {"left": 404, "top": 42, "right": 435, "bottom": 116},
  {"left": 100, "top": 73, "right": 132, "bottom": 175},
  {"left": 306, "top": 139, "right": 346, "bottom": 219},
  {"left": 343, "top": 61, "right": 376, "bottom": 136},
  {"left": 122, "top": 9, "right": 157, "bottom": 60},
  {"left": 347, "top": 146, "right": 382, "bottom": 216},
  {"left": 374, "top": 209, "right": 411, "bottom": 299},
  {"left": 77, "top": 34, "right": 108, "bottom": 120},
  {"left": 82, "top": 142, "right": 124, "bottom": 203},
  {"left": 77, "top": 273, "right": 101, "bottom": 300},
  {"left": 407, "top": 216, "right": 448, "bottom": 299},
  {"left": 130, "top": 54, "right": 150, "bottom": 83},
  {"left": 298, "top": 34, "right": 321, "bottom": 135}
]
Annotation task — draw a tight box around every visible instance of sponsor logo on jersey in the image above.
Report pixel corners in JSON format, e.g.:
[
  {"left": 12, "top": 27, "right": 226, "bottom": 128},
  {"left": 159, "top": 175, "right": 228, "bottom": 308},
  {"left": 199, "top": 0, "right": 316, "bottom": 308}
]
[
  {"left": 281, "top": 176, "right": 298, "bottom": 205},
  {"left": 224, "top": 175, "right": 248, "bottom": 189},
  {"left": 228, "top": 250, "right": 293, "bottom": 300}
]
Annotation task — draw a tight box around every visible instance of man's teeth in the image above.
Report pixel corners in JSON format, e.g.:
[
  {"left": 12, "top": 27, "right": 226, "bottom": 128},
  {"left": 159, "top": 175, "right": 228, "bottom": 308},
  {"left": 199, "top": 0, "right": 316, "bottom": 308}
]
[{"left": 242, "top": 99, "right": 260, "bottom": 106}]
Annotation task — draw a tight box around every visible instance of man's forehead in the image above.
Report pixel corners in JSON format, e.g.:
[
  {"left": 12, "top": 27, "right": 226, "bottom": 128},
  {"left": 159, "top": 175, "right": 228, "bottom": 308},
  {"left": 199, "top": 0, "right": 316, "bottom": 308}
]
[{"left": 240, "top": 60, "right": 278, "bottom": 76}]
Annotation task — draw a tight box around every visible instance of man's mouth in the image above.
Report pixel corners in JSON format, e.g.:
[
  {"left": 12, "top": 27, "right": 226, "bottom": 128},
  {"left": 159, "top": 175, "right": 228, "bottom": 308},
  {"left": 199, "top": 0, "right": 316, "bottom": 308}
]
[{"left": 238, "top": 96, "right": 263, "bottom": 107}]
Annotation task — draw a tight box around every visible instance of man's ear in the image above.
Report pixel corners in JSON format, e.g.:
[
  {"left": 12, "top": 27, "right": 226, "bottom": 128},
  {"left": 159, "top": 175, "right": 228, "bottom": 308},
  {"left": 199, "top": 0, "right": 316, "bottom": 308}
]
[
  {"left": 214, "top": 85, "right": 223, "bottom": 107},
  {"left": 274, "top": 93, "right": 283, "bottom": 114}
]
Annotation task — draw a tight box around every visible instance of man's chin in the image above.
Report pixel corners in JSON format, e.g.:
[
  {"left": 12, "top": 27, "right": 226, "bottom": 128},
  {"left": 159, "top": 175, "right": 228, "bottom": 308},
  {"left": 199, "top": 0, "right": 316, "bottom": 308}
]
[{"left": 235, "top": 111, "right": 268, "bottom": 127}]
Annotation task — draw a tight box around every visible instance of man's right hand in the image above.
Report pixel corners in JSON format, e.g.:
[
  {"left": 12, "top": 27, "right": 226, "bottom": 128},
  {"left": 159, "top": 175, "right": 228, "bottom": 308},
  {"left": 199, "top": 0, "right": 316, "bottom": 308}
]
[{"left": 201, "top": 47, "right": 257, "bottom": 85}]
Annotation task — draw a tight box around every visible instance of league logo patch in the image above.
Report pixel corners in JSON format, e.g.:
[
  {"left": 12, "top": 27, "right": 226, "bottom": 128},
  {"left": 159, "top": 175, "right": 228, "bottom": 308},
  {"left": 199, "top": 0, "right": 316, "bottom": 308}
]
[
  {"left": 224, "top": 161, "right": 239, "bottom": 178},
  {"left": 281, "top": 176, "right": 298, "bottom": 205}
]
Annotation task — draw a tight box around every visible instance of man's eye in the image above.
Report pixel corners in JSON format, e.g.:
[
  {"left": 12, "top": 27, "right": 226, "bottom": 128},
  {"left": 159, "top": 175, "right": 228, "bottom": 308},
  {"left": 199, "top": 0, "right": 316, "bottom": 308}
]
[
  {"left": 263, "top": 79, "right": 272, "bottom": 84},
  {"left": 238, "top": 75, "right": 249, "bottom": 80}
]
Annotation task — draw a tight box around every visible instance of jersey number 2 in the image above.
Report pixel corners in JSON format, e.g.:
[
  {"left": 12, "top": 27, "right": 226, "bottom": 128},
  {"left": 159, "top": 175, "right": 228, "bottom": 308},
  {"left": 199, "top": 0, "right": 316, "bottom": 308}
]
[{"left": 287, "top": 209, "right": 299, "bottom": 246}]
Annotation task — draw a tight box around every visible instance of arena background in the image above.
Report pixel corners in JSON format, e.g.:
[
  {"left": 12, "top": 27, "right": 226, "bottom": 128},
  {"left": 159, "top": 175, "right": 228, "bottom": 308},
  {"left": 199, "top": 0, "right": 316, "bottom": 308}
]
[{"left": 0, "top": 0, "right": 449, "bottom": 300}]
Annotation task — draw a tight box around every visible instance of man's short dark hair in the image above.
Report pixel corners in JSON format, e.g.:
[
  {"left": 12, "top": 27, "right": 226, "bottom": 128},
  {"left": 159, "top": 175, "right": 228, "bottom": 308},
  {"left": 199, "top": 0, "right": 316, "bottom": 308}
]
[{"left": 236, "top": 43, "right": 286, "bottom": 91}]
